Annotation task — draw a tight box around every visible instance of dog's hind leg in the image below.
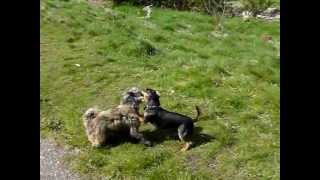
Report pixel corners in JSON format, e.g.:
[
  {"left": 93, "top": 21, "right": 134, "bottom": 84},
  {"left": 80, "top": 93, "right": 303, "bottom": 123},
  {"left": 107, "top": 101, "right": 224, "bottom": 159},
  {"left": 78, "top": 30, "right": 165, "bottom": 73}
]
[
  {"left": 91, "top": 121, "right": 108, "bottom": 147},
  {"left": 178, "top": 124, "right": 193, "bottom": 151}
]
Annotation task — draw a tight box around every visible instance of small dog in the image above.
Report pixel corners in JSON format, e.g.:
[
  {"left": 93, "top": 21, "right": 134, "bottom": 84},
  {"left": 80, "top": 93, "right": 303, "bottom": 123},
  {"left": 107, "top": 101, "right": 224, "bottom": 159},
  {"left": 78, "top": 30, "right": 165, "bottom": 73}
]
[
  {"left": 83, "top": 87, "right": 151, "bottom": 147},
  {"left": 142, "top": 88, "right": 200, "bottom": 151}
]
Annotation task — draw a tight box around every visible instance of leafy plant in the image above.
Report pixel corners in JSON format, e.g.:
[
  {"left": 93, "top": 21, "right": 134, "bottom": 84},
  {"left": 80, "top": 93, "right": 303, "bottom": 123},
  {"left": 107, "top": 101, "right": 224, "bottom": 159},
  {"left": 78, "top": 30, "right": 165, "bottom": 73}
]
[{"left": 240, "top": 0, "right": 275, "bottom": 16}]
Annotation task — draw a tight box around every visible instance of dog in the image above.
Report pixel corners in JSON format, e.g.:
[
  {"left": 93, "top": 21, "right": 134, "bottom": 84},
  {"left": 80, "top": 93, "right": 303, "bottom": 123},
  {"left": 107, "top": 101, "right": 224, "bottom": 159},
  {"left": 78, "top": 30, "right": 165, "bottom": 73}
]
[
  {"left": 83, "top": 87, "right": 151, "bottom": 147},
  {"left": 141, "top": 88, "right": 200, "bottom": 151}
]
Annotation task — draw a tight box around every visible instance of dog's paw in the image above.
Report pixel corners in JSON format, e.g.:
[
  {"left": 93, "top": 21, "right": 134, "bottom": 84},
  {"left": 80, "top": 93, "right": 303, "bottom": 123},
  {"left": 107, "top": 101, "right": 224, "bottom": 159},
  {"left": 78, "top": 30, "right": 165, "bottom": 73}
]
[
  {"left": 143, "top": 140, "right": 153, "bottom": 147},
  {"left": 92, "top": 143, "right": 102, "bottom": 148},
  {"left": 180, "top": 148, "right": 187, "bottom": 152},
  {"left": 180, "top": 142, "right": 192, "bottom": 152}
]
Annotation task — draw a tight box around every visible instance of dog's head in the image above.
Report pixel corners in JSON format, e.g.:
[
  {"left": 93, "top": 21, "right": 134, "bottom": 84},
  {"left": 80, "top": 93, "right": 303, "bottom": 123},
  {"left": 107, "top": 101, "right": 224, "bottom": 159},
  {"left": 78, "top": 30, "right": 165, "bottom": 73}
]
[
  {"left": 121, "top": 87, "right": 144, "bottom": 106},
  {"left": 141, "top": 88, "right": 160, "bottom": 105}
]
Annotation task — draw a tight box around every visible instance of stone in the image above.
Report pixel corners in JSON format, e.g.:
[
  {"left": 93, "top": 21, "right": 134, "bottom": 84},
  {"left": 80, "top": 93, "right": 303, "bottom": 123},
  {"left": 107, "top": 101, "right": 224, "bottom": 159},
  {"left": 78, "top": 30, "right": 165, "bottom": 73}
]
[{"left": 263, "top": 7, "right": 279, "bottom": 14}]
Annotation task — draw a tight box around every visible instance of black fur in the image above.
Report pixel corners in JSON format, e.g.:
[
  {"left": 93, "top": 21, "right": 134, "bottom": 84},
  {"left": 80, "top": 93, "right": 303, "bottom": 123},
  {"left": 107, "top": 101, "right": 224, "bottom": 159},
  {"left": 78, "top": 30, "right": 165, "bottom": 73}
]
[{"left": 143, "top": 88, "right": 200, "bottom": 145}]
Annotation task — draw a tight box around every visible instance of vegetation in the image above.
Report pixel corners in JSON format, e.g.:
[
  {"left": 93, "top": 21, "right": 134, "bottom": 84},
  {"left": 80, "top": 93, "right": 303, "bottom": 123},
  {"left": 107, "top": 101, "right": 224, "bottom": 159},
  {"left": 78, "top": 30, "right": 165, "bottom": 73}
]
[
  {"left": 112, "top": 0, "right": 280, "bottom": 15},
  {"left": 240, "top": 0, "right": 277, "bottom": 15},
  {"left": 41, "top": 0, "right": 279, "bottom": 179}
]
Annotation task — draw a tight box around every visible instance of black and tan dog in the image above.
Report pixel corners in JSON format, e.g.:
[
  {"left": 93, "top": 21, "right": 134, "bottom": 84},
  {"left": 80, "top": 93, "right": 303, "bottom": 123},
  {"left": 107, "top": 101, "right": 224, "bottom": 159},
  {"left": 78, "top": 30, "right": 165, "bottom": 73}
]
[
  {"left": 83, "top": 87, "right": 151, "bottom": 147},
  {"left": 141, "top": 88, "right": 200, "bottom": 151}
]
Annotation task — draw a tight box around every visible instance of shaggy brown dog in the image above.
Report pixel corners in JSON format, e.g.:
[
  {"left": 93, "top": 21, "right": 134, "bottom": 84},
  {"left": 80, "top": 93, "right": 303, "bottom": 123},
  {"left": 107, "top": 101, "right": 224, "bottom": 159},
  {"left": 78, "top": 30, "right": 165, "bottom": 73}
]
[{"left": 83, "top": 87, "right": 151, "bottom": 147}]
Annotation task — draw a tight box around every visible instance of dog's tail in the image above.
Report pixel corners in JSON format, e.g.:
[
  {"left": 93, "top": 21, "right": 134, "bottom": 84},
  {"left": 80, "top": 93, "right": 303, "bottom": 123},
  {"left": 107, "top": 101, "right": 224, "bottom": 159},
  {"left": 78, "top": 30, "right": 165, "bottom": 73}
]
[
  {"left": 83, "top": 107, "right": 99, "bottom": 122},
  {"left": 192, "top": 106, "right": 201, "bottom": 122}
]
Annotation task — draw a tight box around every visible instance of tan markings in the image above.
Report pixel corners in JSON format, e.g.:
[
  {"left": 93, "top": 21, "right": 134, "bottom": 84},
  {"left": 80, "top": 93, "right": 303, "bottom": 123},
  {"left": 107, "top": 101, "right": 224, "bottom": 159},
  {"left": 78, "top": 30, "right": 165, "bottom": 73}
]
[
  {"left": 180, "top": 142, "right": 192, "bottom": 152},
  {"left": 141, "top": 91, "right": 149, "bottom": 102},
  {"left": 138, "top": 116, "right": 145, "bottom": 123}
]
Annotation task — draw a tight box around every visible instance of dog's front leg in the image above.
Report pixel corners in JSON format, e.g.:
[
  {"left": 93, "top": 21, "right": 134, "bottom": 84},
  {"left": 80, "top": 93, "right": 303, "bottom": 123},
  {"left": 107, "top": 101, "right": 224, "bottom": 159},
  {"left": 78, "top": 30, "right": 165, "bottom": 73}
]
[
  {"left": 129, "top": 127, "right": 152, "bottom": 146},
  {"left": 138, "top": 114, "right": 145, "bottom": 123}
]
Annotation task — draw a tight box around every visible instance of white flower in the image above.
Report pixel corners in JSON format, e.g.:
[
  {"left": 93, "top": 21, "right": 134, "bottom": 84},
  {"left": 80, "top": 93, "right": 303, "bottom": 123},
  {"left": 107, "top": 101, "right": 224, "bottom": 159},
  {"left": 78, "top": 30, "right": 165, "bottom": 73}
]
[{"left": 143, "top": 5, "right": 152, "bottom": 19}]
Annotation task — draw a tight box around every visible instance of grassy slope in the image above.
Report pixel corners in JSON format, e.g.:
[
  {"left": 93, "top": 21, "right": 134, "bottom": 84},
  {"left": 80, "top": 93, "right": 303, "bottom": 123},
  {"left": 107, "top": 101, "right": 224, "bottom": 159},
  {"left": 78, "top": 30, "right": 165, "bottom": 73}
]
[{"left": 41, "top": 0, "right": 279, "bottom": 179}]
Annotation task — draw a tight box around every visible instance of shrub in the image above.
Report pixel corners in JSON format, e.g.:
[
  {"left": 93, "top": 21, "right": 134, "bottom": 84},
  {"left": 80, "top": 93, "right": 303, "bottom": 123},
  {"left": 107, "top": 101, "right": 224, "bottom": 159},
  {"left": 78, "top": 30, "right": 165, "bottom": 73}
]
[
  {"left": 113, "top": 0, "right": 205, "bottom": 11},
  {"left": 112, "top": 0, "right": 275, "bottom": 16},
  {"left": 202, "top": 0, "right": 226, "bottom": 15},
  {"left": 240, "top": 0, "right": 274, "bottom": 15}
]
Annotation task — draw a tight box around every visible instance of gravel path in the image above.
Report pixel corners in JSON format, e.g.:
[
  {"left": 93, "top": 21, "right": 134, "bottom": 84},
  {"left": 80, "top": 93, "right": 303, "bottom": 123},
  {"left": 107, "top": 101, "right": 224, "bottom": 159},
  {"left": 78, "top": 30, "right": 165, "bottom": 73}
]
[{"left": 40, "top": 138, "right": 80, "bottom": 180}]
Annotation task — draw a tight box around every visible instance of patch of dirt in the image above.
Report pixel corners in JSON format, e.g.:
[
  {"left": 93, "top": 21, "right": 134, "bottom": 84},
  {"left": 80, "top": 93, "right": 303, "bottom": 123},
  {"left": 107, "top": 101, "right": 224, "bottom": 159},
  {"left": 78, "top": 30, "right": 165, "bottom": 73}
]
[
  {"left": 185, "top": 154, "right": 201, "bottom": 173},
  {"left": 40, "top": 138, "right": 81, "bottom": 180},
  {"left": 207, "top": 157, "right": 218, "bottom": 170}
]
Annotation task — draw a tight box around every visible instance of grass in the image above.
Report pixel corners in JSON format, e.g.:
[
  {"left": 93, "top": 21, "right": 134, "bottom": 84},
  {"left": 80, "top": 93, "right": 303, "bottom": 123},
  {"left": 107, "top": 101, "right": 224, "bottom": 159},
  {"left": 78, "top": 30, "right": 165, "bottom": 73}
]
[{"left": 41, "top": 0, "right": 279, "bottom": 179}]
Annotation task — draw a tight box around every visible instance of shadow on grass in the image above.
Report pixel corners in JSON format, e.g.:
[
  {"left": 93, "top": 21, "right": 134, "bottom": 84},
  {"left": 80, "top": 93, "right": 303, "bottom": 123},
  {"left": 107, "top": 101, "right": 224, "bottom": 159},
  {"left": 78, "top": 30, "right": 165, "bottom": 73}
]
[
  {"left": 101, "top": 129, "right": 144, "bottom": 148},
  {"left": 142, "top": 126, "right": 215, "bottom": 148},
  {"left": 94, "top": 126, "right": 214, "bottom": 149}
]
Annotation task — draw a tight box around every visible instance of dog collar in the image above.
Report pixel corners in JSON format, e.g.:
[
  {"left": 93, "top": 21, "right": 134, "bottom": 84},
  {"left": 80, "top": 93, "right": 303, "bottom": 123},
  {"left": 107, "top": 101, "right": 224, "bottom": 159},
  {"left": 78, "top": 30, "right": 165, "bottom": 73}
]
[{"left": 144, "top": 105, "right": 159, "bottom": 110}]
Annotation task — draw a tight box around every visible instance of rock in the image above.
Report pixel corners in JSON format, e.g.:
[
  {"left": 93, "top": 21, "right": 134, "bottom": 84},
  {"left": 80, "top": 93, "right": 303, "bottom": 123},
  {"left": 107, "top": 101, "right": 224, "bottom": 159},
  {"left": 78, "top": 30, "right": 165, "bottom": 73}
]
[
  {"left": 225, "top": 1, "right": 244, "bottom": 16},
  {"left": 259, "top": 7, "right": 280, "bottom": 20},
  {"left": 256, "top": 9, "right": 280, "bottom": 21},
  {"left": 263, "top": 7, "right": 279, "bottom": 15}
]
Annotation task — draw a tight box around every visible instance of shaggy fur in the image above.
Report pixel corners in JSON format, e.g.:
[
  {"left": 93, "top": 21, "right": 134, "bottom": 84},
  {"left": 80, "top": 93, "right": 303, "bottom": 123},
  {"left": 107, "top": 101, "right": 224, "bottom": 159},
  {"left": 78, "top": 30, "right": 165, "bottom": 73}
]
[
  {"left": 142, "top": 88, "right": 200, "bottom": 151},
  {"left": 83, "top": 87, "right": 151, "bottom": 147}
]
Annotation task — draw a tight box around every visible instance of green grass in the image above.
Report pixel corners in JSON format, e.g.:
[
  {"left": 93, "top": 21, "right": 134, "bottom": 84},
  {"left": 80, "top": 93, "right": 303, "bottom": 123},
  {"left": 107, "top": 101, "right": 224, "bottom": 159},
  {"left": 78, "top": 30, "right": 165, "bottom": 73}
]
[{"left": 41, "top": 0, "right": 279, "bottom": 179}]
